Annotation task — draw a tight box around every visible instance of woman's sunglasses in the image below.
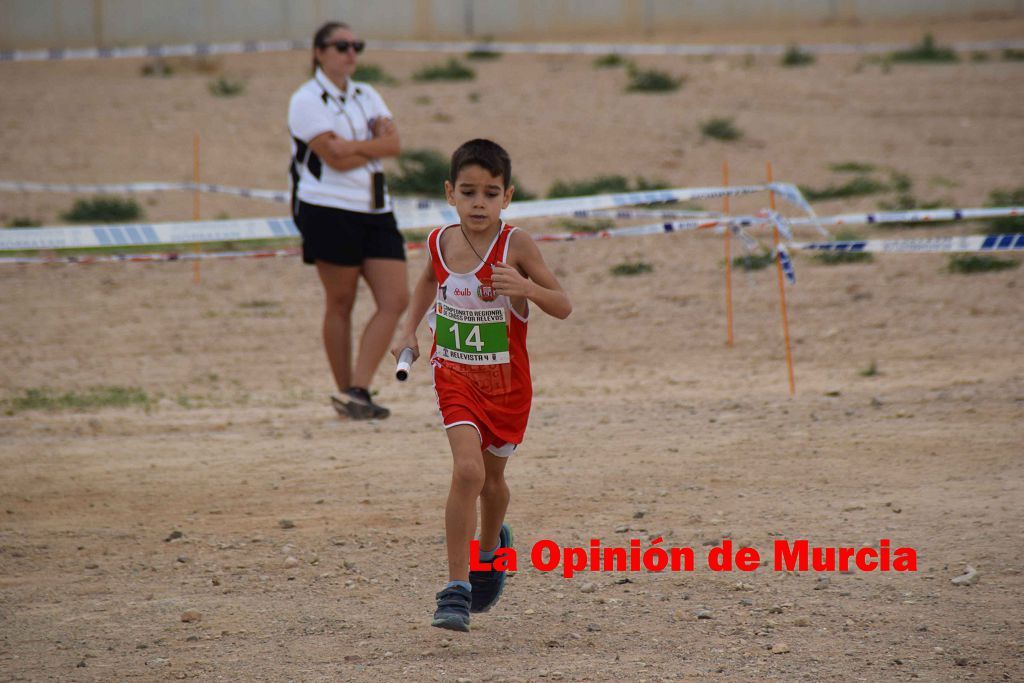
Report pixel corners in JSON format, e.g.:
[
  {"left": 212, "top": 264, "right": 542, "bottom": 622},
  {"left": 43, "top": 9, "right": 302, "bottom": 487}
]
[{"left": 324, "top": 40, "right": 365, "bottom": 54}]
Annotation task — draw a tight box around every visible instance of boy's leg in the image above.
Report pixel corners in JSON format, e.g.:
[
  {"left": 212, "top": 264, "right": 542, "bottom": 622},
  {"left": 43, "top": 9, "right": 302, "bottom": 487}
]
[
  {"left": 478, "top": 452, "right": 510, "bottom": 552},
  {"left": 444, "top": 424, "right": 486, "bottom": 582}
]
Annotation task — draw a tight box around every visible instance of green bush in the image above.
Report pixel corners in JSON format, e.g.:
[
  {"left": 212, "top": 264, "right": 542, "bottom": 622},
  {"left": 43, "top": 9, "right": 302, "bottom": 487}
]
[
  {"left": 947, "top": 254, "right": 1019, "bottom": 274},
  {"left": 4, "top": 386, "right": 150, "bottom": 413},
  {"left": 353, "top": 63, "right": 397, "bottom": 85},
  {"left": 889, "top": 34, "right": 958, "bottom": 63},
  {"left": 413, "top": 59, "right": 475, "bottom": 82},
  {"left": 1003, "top": 48, "right": 1024, "bottom": 61},
  {"left": 61, "top": 196, "right": 143, "bottom": 223},
  {"left": 208, "top": 76, "right": 246, "bottom": 97},
  {"left": 829, "top": 161, "right": 877, "bottom": 174},
  {"left": 466, "top": 47, "right": 501, "bottom": 60},
  {"left": 626, "top": 68, "right": 683, "bottom": 93},
  {"left": 732, "top": 250, "right": 775, "bottom": 271},
  {"left": 7, "top": 217, "right": 40, "bottom": 227},
  {"left": 140, "top": 59, "right": 173, "bottom": 77},
  {"left": 547, "top": 175, "right": 667, "bottom": 199},
  {"left": 388, "top": 149, "right": 450, "bottom": 196},
  {"left": 781, "top": 44, "right": 815, "bottom": 67},
  {"left": 800, "top": 177, "right": 888, "bottom": 201},
  {"left": 610, "top": 261, "right": 653, "bottom": 276},
  {"left": 700, "top": 117, "right": 742, "bottom": 141},
  {"left": 987, "top": 187, "right": 1024, "bottom": 233},
  {"left": 594, "top": 53, "right": 628, "bottom": 68}
]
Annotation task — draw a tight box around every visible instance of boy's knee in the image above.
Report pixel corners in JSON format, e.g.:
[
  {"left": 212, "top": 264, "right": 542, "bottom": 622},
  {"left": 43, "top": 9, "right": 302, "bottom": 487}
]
[
  {"left": 452, "top": 461, "right": 485, "bottom": 491},
  {"left": 481, "top": 475, "right": 509, "bottom": 499}
]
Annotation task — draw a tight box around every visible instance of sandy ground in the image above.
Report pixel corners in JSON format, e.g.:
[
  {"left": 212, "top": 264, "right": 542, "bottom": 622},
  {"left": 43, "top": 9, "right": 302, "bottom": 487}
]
[{"left": 2, "top": 17, "right": 1024, "bottom": 683}]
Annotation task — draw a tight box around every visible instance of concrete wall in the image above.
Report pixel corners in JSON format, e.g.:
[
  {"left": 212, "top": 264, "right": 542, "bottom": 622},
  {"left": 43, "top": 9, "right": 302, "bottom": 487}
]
[{"left": 2, "top": 0, "right": 1022, "bottom": 50}]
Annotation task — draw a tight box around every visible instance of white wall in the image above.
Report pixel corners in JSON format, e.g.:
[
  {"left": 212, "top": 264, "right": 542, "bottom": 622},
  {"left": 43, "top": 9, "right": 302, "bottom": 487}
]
[{"left": 2, "top": 0, "right": 1021, "bottom": 50}]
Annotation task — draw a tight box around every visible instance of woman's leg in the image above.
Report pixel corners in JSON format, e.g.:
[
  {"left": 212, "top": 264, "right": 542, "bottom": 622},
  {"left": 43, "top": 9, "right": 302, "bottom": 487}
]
[
  {"left": 315, "top": 260, "right": 361, "bottom": 392},
  {"left": 479, "top": 452, "right": 510, "bottom": 552},
  {"left": 445, "top": 425, "right": 485, "bottom": 582},
  {"left": 352, "top": 257, "right": 409, "bottom": 389}
]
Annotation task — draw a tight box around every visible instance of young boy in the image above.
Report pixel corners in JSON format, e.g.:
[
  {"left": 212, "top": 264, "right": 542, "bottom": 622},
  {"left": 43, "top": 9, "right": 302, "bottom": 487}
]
[{"left": 392, "top": 139, "right": 572, "bottom": 632}]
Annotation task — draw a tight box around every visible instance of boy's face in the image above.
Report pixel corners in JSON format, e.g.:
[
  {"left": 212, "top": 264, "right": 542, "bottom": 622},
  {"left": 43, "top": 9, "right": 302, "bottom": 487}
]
[{"left": 445, "top": 164, "right": 514, "bottom": 233}]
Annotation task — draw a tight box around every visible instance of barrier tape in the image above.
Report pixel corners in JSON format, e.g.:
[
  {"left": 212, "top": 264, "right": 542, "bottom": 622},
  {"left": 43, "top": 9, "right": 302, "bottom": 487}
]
[
  {"left": 0, "top": 179, "right": 449, "bottom": 211},
  {"left": 4, "top": 223, "right": 1019, "bottom": 266},
  {"left": 789, "top": 207, "right": 1023, "bottom": 227},
  {"left": 3, "top": 37, "right": 1024, "bottom": 63},
  {"left": 0, "top": 183, "right": 817, "bottom": 250},
  {"left": 795, "top": 233, "right": 1024, "bottom": 254}
]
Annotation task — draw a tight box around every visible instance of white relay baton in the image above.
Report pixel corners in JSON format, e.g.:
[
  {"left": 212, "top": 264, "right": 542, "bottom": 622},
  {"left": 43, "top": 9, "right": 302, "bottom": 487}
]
[{"left": 395, "top": 347, "right": 415, "bottom": 382}]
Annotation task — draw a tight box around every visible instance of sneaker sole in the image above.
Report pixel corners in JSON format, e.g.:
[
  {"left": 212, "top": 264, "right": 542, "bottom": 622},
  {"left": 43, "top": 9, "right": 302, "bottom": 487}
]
[
  {"left": 431, "top": 616, "right": 470, "bottom": 632},
  {"left": 331, "top": 395, "right": 389, "bottom": 420}
]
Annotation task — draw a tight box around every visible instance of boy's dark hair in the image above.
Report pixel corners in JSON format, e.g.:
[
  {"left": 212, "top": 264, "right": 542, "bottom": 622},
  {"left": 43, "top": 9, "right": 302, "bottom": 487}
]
[
  {"left": 450, "top": 139, "right": 512, "bottom": 188},
  {"left": 311, "top": 21, "right": 350, "bottom": 75}
]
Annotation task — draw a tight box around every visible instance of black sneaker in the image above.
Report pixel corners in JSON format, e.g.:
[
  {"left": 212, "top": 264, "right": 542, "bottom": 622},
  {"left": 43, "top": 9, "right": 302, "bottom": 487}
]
[
  {"left": 431, "top": 585, "right": 471, "bottom": 632},
  {"left": 470, "top": 523, "right": 513, "bottom": 613},
  {"left": 331, "top": 387, "right": 390, "bottom": 420}
]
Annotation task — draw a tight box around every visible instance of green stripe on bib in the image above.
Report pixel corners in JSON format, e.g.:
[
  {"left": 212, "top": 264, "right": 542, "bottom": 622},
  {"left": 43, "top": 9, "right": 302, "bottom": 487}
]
[{"left": 435, "top": 301, "right": 509, "bottom": 365}]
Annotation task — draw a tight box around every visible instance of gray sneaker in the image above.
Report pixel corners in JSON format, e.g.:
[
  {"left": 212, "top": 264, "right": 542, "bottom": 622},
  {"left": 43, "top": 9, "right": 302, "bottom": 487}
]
[{"left": 331, "top": 388, "right": 390, "bottom": 420}]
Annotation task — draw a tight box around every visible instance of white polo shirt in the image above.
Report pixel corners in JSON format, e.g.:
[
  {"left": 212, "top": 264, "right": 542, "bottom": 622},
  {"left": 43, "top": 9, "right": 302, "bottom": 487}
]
[{"left": 288, "top": 68, "right": 393, "bottom": 214}]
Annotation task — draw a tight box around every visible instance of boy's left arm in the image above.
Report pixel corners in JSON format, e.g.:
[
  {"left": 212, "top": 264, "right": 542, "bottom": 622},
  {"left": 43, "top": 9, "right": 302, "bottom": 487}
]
[{"left": 491, "top": 231, "right": 572, "bottom": 319}]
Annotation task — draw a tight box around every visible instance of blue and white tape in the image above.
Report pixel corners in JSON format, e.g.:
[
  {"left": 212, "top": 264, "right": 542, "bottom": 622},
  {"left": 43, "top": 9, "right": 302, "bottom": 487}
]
[
  {"left": 790, "top": 207, "right": 1023, "bottom": 227},
  {"left": 3, "top": 37, "right": 1024, "bottom": 63},
  {"left": 0, "top": 183, "right": 817, "bottom": 251},
  {"left": 795, "top": 233, "right": 1024, "bottom": 254},
  {"left": 0, "top": 179, "right": 450, "bottom": 211}
]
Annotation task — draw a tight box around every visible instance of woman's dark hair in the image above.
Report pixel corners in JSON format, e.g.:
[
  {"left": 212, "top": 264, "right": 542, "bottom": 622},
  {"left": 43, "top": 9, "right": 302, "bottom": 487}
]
[
  {"left": 450, "top": 139, "right": 512, "bottom": 188},
  {"left": 311, "top": 21, "right": 350, "bottom": 75}
]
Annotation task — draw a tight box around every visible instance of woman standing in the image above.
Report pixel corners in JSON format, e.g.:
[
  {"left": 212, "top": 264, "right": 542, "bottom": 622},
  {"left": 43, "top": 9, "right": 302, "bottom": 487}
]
[{"left": 289, "top": 21, "right": 408, "bottom": 419}]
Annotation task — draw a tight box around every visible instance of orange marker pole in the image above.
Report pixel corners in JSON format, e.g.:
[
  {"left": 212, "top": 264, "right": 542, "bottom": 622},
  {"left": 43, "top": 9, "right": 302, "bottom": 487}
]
[
  {"left": 192, "top": 132, "right": 201, "bottom": 284},
  {"left": 767, "top": 162, "right": 795, "bottom": 395},
  {"left": 723, "top": 159, "right": 734, "bottom": 347}
]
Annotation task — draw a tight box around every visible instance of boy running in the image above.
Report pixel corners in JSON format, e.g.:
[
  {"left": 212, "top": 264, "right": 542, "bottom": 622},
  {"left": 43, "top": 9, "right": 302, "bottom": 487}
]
[{"left": 392, "top": 139, "right": 572, "bottom": 632}]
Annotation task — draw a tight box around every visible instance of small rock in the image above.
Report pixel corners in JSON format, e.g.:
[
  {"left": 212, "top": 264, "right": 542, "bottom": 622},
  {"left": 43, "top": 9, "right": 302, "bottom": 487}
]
[
  {"left": 739, "top": 598, "right": 753, "bottom": 606},
  {"left": 954, "top": 657, "right": 969, "bottom": 666},
  {"left": 951, "top": 565, "right": 978, "bottom": 586},
  {"left": 586, "top": 624, "right": 601, "bottom": 632},
  {"left": 524, "top": 608, "right": 536, "bottom": 615},
  {"left": 84, "top": 562, "right": 99, "bottom": 569},
  {"left": 284, "top": 556, "right": 300, "bottom": 568},
  {"left": 933, "top": 647, "right": 944, "bottom": 653},
  {"left": 580, "top": 582, "right": 597, "bottom": 593},
  {"left": 793, "top": 617, "right": 811, "bottom": 627},
  {"left": 696, "top": 609, "right": 713, "bottom": 620},
  {"left": 146, "top": 658, "right": 171, "bottom": 668},
  {"left": 176, "top": 556, "right": 189, "bottom": 564},
  {"left": 613, "top": 577, "right": 633, "bottom": 585},
  {"left": 814, "top": 576, "right": 831, "bottom": 590},
  {"left": 185, "top": 635, "right": 199, "bottom": 642},
  {"left": 633, "top": 510, "right": 646, "bottom": 519},
  {"left": 180, "top": 610, "right": 202, "bottom": 623},
  {"left": 278, "top": 519, "right": 295, "bottom": 529},
  {"left": 771, "top": 643, "right": 791, "bottom": 654},
  {"left": 164, "top": 530, "right": 184, "bottom": 542},
  {"left": 614, "top": 524, "right": 630, "bottom": 533},
  {"left": 76, "top": 660, "right": 87, "bottom": 668}
]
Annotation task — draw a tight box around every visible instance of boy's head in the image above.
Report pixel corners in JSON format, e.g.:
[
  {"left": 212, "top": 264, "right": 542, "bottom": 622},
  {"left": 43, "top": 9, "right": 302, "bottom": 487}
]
[
  {"left": 449, "top": 139, "right": 512, "bottom": 189},
  {"left": 445, "top": 139, "right": 515, "bottom": 230}
]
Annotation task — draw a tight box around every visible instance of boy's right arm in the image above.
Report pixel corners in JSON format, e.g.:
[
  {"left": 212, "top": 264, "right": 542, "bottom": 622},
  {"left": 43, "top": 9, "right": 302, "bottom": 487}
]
[{"left": 390, "top": 259, "right": 437, "bottom": 362}]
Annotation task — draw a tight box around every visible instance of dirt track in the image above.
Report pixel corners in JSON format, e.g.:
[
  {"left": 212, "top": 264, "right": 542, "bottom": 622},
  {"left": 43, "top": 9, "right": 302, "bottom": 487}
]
[{"left": 2, "top": 17, "right": 1023, "bottom": 682}]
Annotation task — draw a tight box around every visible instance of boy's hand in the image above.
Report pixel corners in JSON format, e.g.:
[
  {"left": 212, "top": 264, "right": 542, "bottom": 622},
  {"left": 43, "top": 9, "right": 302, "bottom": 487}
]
[
  {"left": 391, "top": 334, "right": 419, "bottom": 362},
  {"left": 491, "top": 262, "right": 532, "bottom": 298}
]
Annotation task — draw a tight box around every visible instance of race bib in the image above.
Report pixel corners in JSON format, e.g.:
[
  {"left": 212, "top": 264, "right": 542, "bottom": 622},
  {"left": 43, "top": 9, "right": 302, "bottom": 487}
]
[{"left": 435, "top": 301, "right": 509, "bottom": 365}]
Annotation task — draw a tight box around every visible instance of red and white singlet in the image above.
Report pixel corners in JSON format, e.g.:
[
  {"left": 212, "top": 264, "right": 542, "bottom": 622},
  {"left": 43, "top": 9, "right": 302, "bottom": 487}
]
[{"left": 427, "top": 223, "right": 531, "bottom": 455}]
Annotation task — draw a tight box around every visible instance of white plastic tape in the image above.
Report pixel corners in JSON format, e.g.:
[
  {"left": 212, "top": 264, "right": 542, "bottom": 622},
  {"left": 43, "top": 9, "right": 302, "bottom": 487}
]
[
  {"left": 0, "top": 183, "right": 814, "bottom": 251},
  {"left": 795, "top": 233, "right": 1024, "bottom": 254}
]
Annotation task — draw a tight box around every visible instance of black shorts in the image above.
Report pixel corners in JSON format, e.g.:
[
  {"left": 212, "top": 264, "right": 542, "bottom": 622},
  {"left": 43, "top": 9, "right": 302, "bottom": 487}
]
[{"left": 295, "top": 201, "right": 405, "bottom": 266}]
